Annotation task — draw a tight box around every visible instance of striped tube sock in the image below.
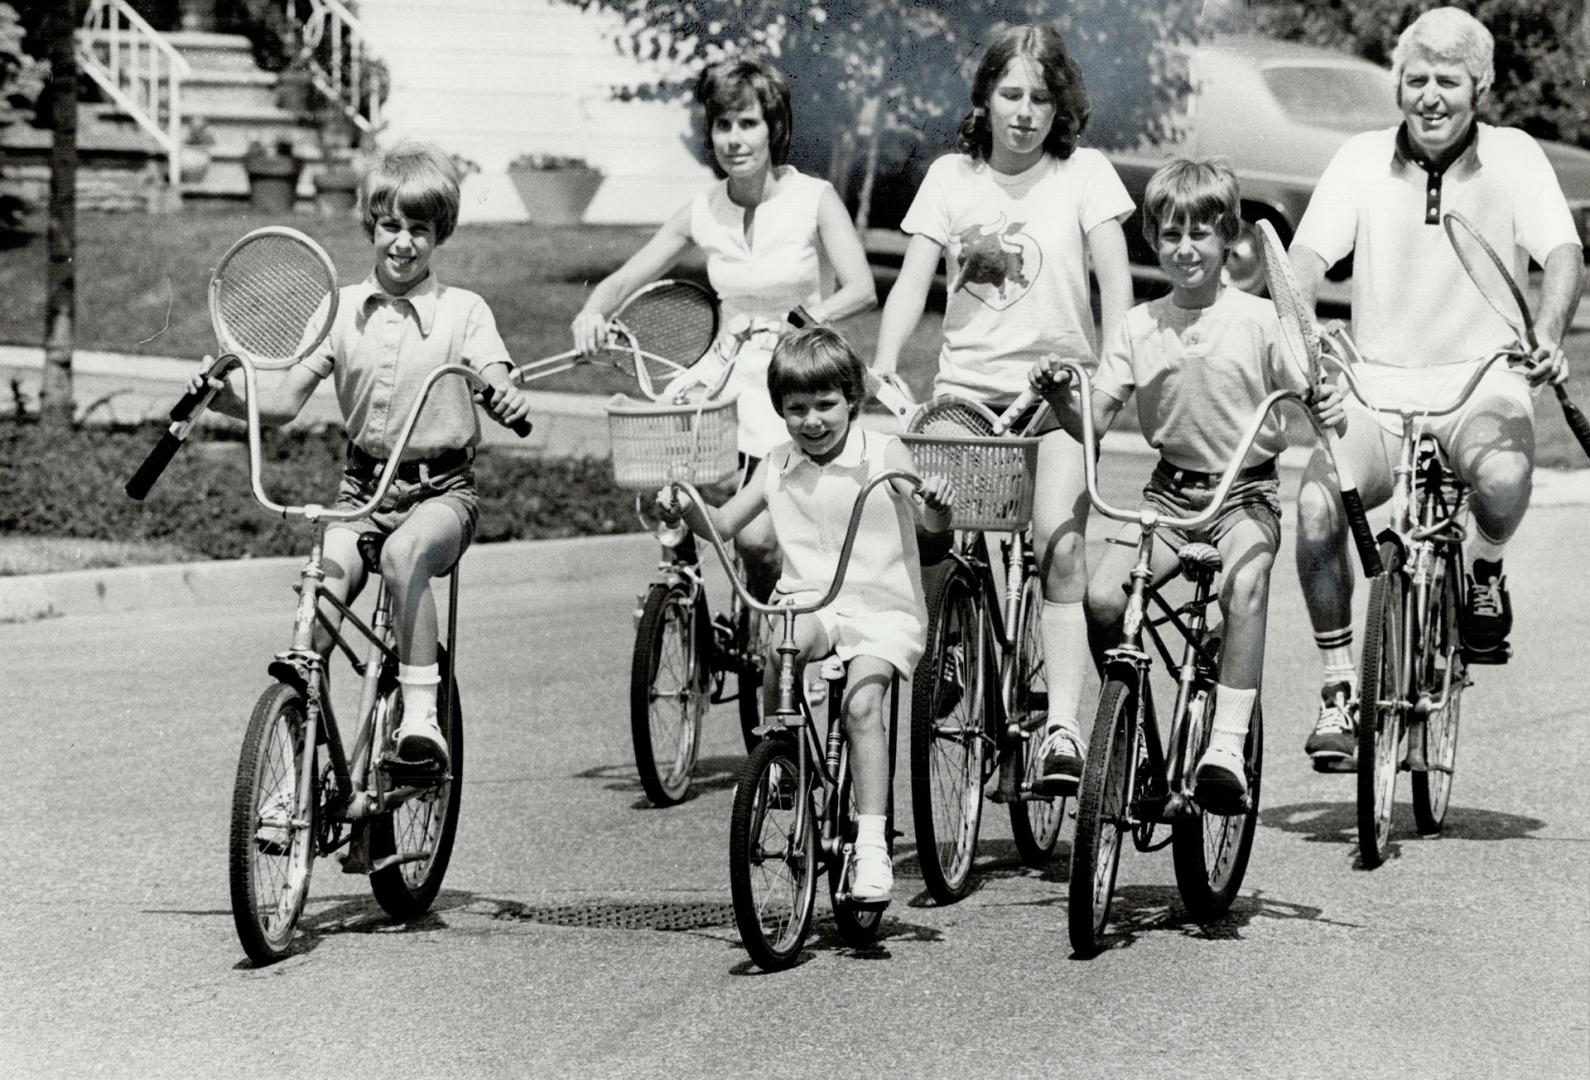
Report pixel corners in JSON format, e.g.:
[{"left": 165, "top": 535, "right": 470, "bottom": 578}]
[{"left": 1314, "top": 626, "right": 1355, "bottom": 694}]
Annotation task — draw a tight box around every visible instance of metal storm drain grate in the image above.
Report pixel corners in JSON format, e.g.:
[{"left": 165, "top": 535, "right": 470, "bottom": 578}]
[{"left": 497, "top": 899, "right": 737, "bottom": 933}]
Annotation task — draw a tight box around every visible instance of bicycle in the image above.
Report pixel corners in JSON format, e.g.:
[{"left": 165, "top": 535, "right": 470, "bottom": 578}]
[
  {"left": 604, "top": 392, "right": 764, "bottom": 806},
  {"left": 897, "top": 398, "right": 1061, "bottom": 904},
  {"left": 1055, "top": 360, "right": 1380, "bottom": 956},
  {"left": 661, "top": 471, "right": 915, "bottom": 971},
  {"left": 1323, "top": 331, "right": 1527, "bottom": 868},
  {"left": 139, "top": 355, "right": 524, "bottom": 964}
]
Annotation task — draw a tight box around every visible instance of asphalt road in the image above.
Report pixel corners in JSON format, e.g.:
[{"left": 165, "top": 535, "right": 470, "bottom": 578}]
[{"left": 2, "top": 478, "right": 1587, "bottom": 1079}]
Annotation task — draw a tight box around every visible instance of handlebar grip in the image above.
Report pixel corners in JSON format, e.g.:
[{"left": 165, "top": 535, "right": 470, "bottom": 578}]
[
  {"left": 1555, "top": 385, "right": 1590, "bottom": 460},
  {"left": 1326, "top": 431, "right": 1382, "bottom": 577},
  {"left": 124, "top": 430, "right": 184, "bottom": 501},
  {"left": 992, "top": 387, "right": 1038, "bottom": 436},
  {"left": 479, "top": 385, "right": 533, "bottom": 438}
]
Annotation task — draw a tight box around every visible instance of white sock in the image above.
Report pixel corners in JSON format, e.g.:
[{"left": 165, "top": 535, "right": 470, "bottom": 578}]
[
  {"left": 397, "top": 663, "right": 440, "bottom": 722},
  {"left": 856, "top": 814, "right": 887, "bottom": 850},
  {"left": 1208, "top": 684, "right": 1256, "bottom": 758},
  {"left": 1314, "top": 626, "right": 1356, "bottom": 693},
  {"left": 1040, "top": 599, "right": 1087, "bottom": 736}
]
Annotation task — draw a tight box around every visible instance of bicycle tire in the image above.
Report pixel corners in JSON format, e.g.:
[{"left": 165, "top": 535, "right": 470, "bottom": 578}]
[
  {"left": 909, "top": 561, "right": 987, "bottom": 903},
  {"left": 830, "top": 674, "right": 901, "bottom": 945},
  {"left": 369, "top": 645, "right": 464, "bottom": 919},
  {"left": 1069, "top": 676, "right": 1134, "bottom": 958},
  {"left": 734, "top": 604, "right": 762, "bottom": 753},
  {"left": 630, "top": 583, "right": 710, "bottom": 806},
  {"left": 1358, "top": 547, "right": 1406, "bottom": 869},
  {"left": 729, "top": 737, "right": 818, "bottom": 971},
  {"left": 1007, "top": 570, "right": 1063, "bottom": 865},
  {"left": 228, "top": 681, "right": 317, "bottom": 965},
  {"left": 1172, "top": 687, "right": 1263, "bottom": 922},
  {"left": 1412, "top": 544, "right": 1464, "bottom": 834}
]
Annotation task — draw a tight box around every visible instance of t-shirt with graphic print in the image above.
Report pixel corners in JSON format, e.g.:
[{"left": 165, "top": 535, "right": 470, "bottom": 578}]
[{"left": 900, "top": 150, "right": 1133, "bottom": 403}]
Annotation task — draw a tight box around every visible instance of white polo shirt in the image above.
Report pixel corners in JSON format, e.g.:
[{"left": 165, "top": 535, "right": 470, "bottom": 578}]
[{"left": 1292, "top": 122, "right": 1580, "bottom": 369}]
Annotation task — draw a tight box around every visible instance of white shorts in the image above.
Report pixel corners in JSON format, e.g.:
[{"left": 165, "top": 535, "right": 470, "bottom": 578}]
[{"left": 773, "top": 592, "right": 925, "bottom": 680}]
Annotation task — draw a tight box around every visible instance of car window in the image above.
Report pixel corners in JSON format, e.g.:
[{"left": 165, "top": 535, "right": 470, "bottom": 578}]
[{"left": 1263, "top": 63, "right": 1403, "bottom": 132}]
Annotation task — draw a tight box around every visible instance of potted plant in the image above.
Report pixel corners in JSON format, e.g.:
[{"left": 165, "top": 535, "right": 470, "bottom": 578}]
[
  {"left": 242, "top": 138, "right": 303, "bottom": 213},
  {"left": 506, "top": 152, "right": 604, "bottom": 225},
  {"left": 275, "top": 58, "right": 315, "bottom": 116},
  {"left": 178, "top": 117, "right": 214, "bottom": 184}
]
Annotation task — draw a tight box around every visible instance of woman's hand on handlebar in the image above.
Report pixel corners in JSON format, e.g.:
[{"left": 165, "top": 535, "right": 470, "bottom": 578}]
[
  {"left": 1028, "top": 352, "right": 1075, "bottom": 406},
  {"left": 571, "top": 308, "right": 608, "bottom": 356}
]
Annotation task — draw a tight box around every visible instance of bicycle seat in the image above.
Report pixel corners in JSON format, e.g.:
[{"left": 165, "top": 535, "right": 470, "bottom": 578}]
[
  {"left": 357, "top": 532, "right": 387, "bottom": 575},
  {"left": 1177, "top": 542, "right": 1222, "bottom": 580}
]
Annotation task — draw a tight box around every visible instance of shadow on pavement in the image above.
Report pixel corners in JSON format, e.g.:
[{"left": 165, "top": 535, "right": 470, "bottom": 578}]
[
  {"left": 1261, "top": 799, "right": 1548, "bottom": 869},
  {"left": 574, "top": 754, "right": 746, "bottom": 807},
  {"left": 1076, "top": 884, "right": 1366, "bottom": 957}
]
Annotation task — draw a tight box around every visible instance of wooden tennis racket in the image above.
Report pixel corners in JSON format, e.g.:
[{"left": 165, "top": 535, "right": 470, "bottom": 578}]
[
  {"left": 126, "top": 227, "right": 340, "bottom": 500},
  {"left": 1257, "top": 219, "right": 1382, "bottom": 576},
  {"left": 518, "top": 279, "right": 720, "bottom": 400},
  {"left": 1442, "top": 209, "right": 1590, "bottom": 460}
]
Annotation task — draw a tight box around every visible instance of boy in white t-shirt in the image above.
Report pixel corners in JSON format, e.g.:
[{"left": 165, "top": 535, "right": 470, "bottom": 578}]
[{"left": 1032, "top": 158, "right": 1341, "bottom": 807}]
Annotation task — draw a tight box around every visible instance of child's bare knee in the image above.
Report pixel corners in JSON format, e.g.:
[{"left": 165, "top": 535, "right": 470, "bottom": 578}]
[
  {"left": 844, "top": 687, "right": 886, "bottom": 735},
  {"left": 1086, "top": 579, "right": 1126, "bottom": 627}
]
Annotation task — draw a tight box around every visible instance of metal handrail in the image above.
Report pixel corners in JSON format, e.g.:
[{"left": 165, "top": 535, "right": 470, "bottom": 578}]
[
  {"left": 77, "top": 0, "right": 192, "bottom": 185},
  {"left": 289, "top": 0, "right": 384, "bottom": 135}
]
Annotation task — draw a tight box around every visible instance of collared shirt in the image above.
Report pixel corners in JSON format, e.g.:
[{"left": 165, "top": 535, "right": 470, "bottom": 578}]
[
  {"left": 298, "top": 273, "right": 512, "bottom": 458},
  {"left": 1292, "top": 122, "right": 1579, "bottom": 369}
]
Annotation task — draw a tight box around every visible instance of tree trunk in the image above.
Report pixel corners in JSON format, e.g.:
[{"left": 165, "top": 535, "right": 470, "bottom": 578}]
[
  {"left": 39, "top": 0, "right": 78, "bottom": 430},
  {"left": 850, "top": 96, "right": 882, "bottom": 232}
]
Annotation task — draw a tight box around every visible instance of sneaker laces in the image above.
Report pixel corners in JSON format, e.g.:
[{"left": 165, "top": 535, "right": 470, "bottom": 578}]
[
  {"left": 1315, "top": 692, "right": 1353, "bottom": 736},
  {"left": 1469, "top": 577, "right": 1505, "bottom": 619},
  {"left": 1039, "top": 725, "right": 1081, "bottom": 760}
]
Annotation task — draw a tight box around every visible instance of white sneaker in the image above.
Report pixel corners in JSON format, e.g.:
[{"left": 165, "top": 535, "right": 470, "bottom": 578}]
[
  {"left": 396, "top": 709, "right": 448, "bottom": 768},
  {"left": 850, "top": 843, "right": 893, "bottom": 903}
]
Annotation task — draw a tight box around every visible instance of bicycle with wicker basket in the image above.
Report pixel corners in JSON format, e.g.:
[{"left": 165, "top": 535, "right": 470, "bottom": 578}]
[{"left": 899, "top": 398, "right": 1062, "bottom": 903}]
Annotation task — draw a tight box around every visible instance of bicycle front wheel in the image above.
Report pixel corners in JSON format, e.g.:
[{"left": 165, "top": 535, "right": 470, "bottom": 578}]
[
  {"left": 1007, "top": 571, "right": 1063, "bottom": 865},
  {"left": 1358, "top": 555, "right": 1407, "bottom": 869},
  {"left": 1069, "top": 676, "right": 1135, "bottom": 958},
  {"left": 630, "top": 583, "right": 710, "bottom": 806},
  {"left": 729, "top": 738, "right": 818, "bottom": 971},
  {"left": 1173, "top": 690, "right": 1263, "bottom": 921},
  {"left": 370, "top": 645, "right": 464, "bottom": 919},
  {"left": 228, "top": 681, "right": 317, "bottom": 965},
  {"left": 1412, "top": 545, "right": 1464, "bottom": 834},
  {"left": 909, "top": 562, "right": 987, "bottom": 903}
]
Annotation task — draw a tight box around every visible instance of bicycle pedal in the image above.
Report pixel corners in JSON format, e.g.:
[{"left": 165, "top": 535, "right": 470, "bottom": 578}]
[
  {"left": 339, "top": 824, "right": 373, "bottom": 875},
  {"left": 1462, "top": 643, "right": 1510, "bottom": 665},
  {"left": 379, "top": 753, "right": 448, "bottom": 785}
]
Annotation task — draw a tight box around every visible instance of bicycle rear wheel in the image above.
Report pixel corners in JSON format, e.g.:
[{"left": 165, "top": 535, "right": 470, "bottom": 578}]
[
  {"left": 1173, "top": 686, "right": 1263, "bottom": 921},
  {"left": 370, "top": 645, "right": 464, "bottom": 919},
  {"left": 1069, "top": 676, "right": 1135, "bottom": 958},
  {"left": 1358, "top": 553, "right": 1406, "bottom": 869},
  {"left": 729, "top": 738, "right": 818, "bottom": 971},
  {"left": 1412, "top": 545, "right": 1464, "bottom": 834},
  {"left": 830, "top": 675, "right": 901, "bottom": 945},
  {"left": 1008, "top": 571, "right": 1063, "bottom": 865},
  {"left": 228, "top": 681, "right": 317, "bottom": 965},
  {"left": 630, "top": 583, "right": 710, "bottom": 806},
  {"left": 909, "top": 561, "right": 987, "bottom": 903}
]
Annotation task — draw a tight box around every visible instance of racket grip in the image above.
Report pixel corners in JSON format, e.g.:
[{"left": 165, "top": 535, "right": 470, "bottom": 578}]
[
  {"left": 992, "top": 387, "right": 1038, "bottom": 436},
  {"left": 1327, "top": 432, "right": 1381, "bottom": 577},
  {"left": 125, "top": 430, "right": 184, "bottom": 501},
  {"left": 172, "top": 355, "right": 230, "bottom": 421},
  {"left": 1555, "top": 385, "right": 1590, "bottom": 460}
]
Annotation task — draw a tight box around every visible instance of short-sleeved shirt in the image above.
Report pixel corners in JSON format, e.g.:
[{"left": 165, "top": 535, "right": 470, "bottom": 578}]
[
  {"left": 1292, "top": 122, "right": 1580, "bottom": 369},
  {"left": 687, "top": 167, "right": 833, "bottom": 457},
  {"left": 1094, "top": 288, "right": 1305, "bottom": 472},
  {"left": 901, "top": 150, "right": 1134, "bottom": 402},
  {"left": 299, "top": 274, "right": 512, "bottom": 459}
]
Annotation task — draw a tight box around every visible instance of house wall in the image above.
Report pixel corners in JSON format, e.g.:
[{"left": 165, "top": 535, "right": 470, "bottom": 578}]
[{"left": 355, "top": 0, "right": 712, "bottom": 224}]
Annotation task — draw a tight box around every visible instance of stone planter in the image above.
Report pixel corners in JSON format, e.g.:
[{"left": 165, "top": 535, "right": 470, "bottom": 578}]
[{"left": 506, "top": 166, "right": 603, "bottom": 224}]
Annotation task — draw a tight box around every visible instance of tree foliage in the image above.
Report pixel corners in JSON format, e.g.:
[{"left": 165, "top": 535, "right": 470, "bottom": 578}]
[
  {"left": 0, "top": 2, "right": 44, "bottom": 130},
  {"left": 554, "top": 0, "right": 1199, "bottom": 225},
  {"left": 1213, "top": 0, "right": 1589, "bottom": 149}
]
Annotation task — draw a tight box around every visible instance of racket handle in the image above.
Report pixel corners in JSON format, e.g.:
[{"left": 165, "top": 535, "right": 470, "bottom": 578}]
[
  {"left": 992, "top": 387, "right": 1038, "bottom": 436},
  {"left": 1555, "top": 384, "right": 1590, "bottom": 460},
  {"left": 479, "top": 385, "right": 533, "bottom": 438},
  {"left": 1327, "top": 431, "right": 1382, "bottom": 577},
  {"left": 172, "top": 355, "right": 230, "bottom": 421},
  {"left": 125, "top": 429, "right": 184, "bottom": 501}
]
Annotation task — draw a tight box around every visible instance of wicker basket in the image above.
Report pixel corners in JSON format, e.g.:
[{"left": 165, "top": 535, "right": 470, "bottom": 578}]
[
  {"left": 605, "top": 393, "right": 740, "bottom": 490},
  {"left": 901, "top": 431, "right": 1040, "bottom": 531}
]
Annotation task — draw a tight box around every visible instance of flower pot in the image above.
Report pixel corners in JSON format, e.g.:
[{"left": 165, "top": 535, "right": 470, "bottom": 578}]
[
  {"left": 243, "top": 148, "right": 303, "bottom": 213},
  {"left": 178, "top": 145, "right": 211, "bottom": 184},
  {"left": 314, "top": 164, "right": 360, "bottom": 216},
  {"left": 506, "top": 166, "right": 603, "bottom": 225}
]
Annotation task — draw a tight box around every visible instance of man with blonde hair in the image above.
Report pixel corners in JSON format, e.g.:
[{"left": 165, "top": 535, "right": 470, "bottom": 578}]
[{"left": 1287, "top": 6, "right": 1583, "bottom": 767}]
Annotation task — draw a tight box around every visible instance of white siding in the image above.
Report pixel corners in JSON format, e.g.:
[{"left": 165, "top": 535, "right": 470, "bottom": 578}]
[{"left": 356, "top": 0, "right": 712, "bottom": 223}]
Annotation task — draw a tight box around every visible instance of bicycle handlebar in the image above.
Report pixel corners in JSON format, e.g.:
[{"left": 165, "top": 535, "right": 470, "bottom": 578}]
[
  {"left": 1322, "top": 328, "right": 1526, "bottom": 422},
  {"left": 1051, "top": 359, "right": 1383, "bottom": 575},
  {"left": 664, "top": 468, "right": 924, "bottom": 619}
]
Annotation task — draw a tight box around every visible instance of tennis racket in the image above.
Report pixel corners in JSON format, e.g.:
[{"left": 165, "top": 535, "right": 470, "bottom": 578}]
[
  {"left": 126, "top": 227, "right": 340, "bottom": 500},
  {"left": 517, "top": 279, "right": 720, "bottom": 400},
  {"left": 908, "top": 395, "right": 1002, "bottom": 437},
  {"left": 1257, "top": 219, "right": 1382, "bottom": 576},
  {"left": 1442, "top": 210, "right": 1590, "bottom": 459}
]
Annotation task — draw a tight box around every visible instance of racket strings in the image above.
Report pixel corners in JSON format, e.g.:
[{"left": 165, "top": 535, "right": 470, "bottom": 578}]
[
  {"left": 615, "top": 285, "right": 718, "bottom": 369},
  {"left": 1444, "top": 221, "right": 1531, "bottom": 340},
  {"left": 910, "top": 400, "right": 997, "bottom": 437},
  {"left": 216, "top": 236, "right": 335, "bottom": 361}
]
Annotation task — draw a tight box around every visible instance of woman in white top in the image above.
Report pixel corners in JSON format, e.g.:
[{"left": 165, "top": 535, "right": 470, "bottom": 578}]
[
  {"left": 870, "top": 24, "right": 1135, "bottom": 792},
  {"left": 572, "top": 56, "right": 877, "bottom": 598}
]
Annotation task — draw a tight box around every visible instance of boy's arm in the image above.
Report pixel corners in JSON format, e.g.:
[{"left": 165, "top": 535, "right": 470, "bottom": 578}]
[{"left": 189, "top": 360, "right": 321, "bottom": 425}]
